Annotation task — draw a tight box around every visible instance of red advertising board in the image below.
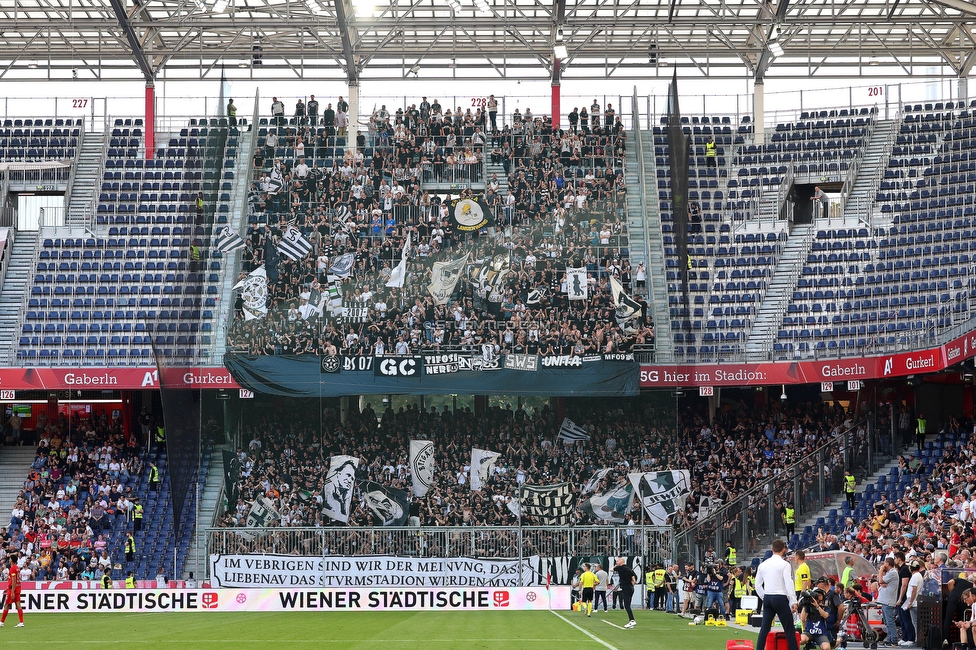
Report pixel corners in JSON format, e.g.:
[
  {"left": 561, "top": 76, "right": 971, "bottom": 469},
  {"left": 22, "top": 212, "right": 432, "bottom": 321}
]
[
  {"left": 639, "top": 328, "right": 976, "bottom": 388},
  {"left": 0, "top": 367, "right": 241, "bottom": 391}
]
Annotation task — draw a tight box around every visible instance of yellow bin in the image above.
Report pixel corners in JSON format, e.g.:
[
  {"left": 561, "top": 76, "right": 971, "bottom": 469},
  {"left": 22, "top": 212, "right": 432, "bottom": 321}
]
[{"left": 736, "top": 610, "right": 753, "bottom": 625}]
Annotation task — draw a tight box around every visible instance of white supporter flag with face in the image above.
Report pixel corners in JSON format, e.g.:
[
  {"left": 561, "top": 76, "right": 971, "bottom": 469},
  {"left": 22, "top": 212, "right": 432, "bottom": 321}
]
[{"left": 322, "top": 455, "right": 360, "bottom": 523}]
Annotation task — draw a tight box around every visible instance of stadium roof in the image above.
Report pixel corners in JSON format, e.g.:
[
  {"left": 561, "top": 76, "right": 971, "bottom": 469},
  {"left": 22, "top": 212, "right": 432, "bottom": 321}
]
[{"left": 0, "top": 0, "right": 974, "bottom": 82}]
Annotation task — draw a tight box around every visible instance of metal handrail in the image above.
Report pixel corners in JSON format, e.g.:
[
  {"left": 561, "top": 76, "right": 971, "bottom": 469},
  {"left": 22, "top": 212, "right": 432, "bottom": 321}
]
[
  {"left": 631, "top": 88, "right": 652, "bottom": 301},
  {"left": 673, "top": 416, "right": 866, "bottom": 554}
]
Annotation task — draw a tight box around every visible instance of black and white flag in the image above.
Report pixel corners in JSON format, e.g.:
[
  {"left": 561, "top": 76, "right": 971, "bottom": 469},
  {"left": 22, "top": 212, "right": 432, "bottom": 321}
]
[
  {"left": 470, "top": 448, "right": 500, "bottom": 491},
  {"left": 215, "top": 226, "right": 247, "bottom": 254},
  {"left": 525, "top": 286, "right": 548, "bottom": 305},
  {"left": 519, "top": 483, "right": 576, "bottom": 526},
  {"left": 361, "top": 481, "right": 409, "bottom": 526},
  {"left": 409, "top": 439, "right": 436, "bottom": 498},
  {"left": 334, "top": 204, "right": 355, "bottom": 233},
  {"left": 557, "top": 417, "right": 591, "bottom": 443},
  {"left": 429, "top": 254, "right": 470, "bottom": 305},
  {"left": 329, "top": 252, "right": 356, "bottom": 279},
  {"left": 610, "top": 276, "right": 642, "bottom": 335},
  {"left": 267, "top": 167, "right": 284, "bottom": 195},
  {"left": 628, "top": 470, "right": 692, "bottom": 526},
  {"left": 232, "top": 265, "right": 268, "bottom": 320},
  {"left": 341, "top": 301, "right": 369, "bottom": 323},
  {"left": 278, "top": 225, "right": 313, "bottom": 261},
  {"left": 697, "top": 495, "right": 724, "bottom": 519},
  {"left": 566, "top": 267, "right": 588, "bottom": 300},
  {"left": 221, "top": 449, "right": 241, "bottom": 512},
  {"left": 581, "top": 480, "right": 635, "bottom": 524},
  {"left": 245, "top": 495, "right": 280, "bottom": 528},
  {"left": 583, "top": 467, "right": 612, "bottom": 494},
  {"left": 322, "top": 455, "right": 359, "bottom": 523}
]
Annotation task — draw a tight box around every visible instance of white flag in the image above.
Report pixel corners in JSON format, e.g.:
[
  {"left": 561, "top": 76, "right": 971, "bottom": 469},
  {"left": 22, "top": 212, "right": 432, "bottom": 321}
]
[
  {"left": 470, "top": 448, "right": 500, "bottom": 492},
  {"left": 329, "top": 252, "right": 356, "bottom": 278},
  {"left": 566, "top": 267, "right": 588, "bottom": 300},
  {"left": 610, "top": 276, "right": 642, "bottom": 334},
  {"left": 581, "top": 480, "right": 635, "bottom": 524},
  {"left": 428, "top": 254, "right": 470, "bottom": 305},
  {"left": 386, "top": 237, "right": 411, "bottom": 288},
  {"left": 409, "top": 440, "right": 435, "bottom": 498},
  {"left": 322, "top": 455, "right": 359, "bottom": 523},
  {"left": 583, "top": 467, "right": 612, "bottom": 494},
  {"left": 232, "top": 265, "right": 268, "bottom": 320},
  {"left": 628, "top": 470, "right": 692, "bottom": 526},
  {"left": 557, "top": 417, "right": 590, "bottom": 443},
  {"left": 214, "top": 226, "right": 247, "bottom": 254},
  {"left": 278, "top": 226, "right": 313, "bottom": 261}
]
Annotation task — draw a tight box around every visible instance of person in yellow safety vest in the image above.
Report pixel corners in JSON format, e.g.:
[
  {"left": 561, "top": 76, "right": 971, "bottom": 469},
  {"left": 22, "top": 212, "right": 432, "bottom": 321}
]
[
  {"left": 155, "top": 424, "right": 166, "bottom": 446},
  {"left": 652, "top": 564, "right": 668, "bottom": 611},
  {"left": 705, "top": 136, "right": 717, "bottom": 168},
  {"left": 645, "top": 567, "right": 656, "bottom": 610},
  {"left": 686, "top": 254, "right": 692, "bottom": 270},
  {"left": 731, "top": 566, "right": 747, "bottom": 616},
  {"left": 844, "top": 469, "right": 857, "bottom": 509},
  {"left": 783, "top": 502, "right": 796, "bottom": 539},
  {"left": 725, "top": 541, "right": 737, "bottom": 566},
  {"left": 149, "top": 462, "right": 161, "bottom": 492},
  {"left": 840, "top": 555, "right": 857, "bottom": 588},
  {"left": 133, "top": 499, "right": 144, "bottom": 532},
  {"left": 916, "top": 413, "right": 927, "bottom": 452},
  {"left": 125, "top": 531, "right": 136, "bottom": 565},
  {"left": 125, "top": 572, "right": 136, "bottom": 588},
  {"left": 101, "top": 569, "right": 113, "bottom": 589}
]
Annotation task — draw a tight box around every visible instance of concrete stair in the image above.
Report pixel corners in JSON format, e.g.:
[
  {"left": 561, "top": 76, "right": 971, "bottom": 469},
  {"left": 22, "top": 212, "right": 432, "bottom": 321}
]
[
  {"left": 66, "top": 132, "right": 105, "bottom": 229},
  {"left": 634, "top": 129, "right": 673, "bottom": 358},
  {"left": 0, "top": 231, "right": 38, "bottom": 364},
  {"left": 843, "top": 119, "right": 898, "bottom": 222},
  {"left": 743, "top": 224, "right": 815, "bottom": 358},
  {"left": 0, "top": 447, "right": 39, "bottom": 523}
]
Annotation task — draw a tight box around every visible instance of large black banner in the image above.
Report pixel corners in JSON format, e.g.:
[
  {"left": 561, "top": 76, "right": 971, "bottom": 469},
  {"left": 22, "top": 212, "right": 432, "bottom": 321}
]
[
  {"left": 667, "top": 69, "right": 691, "bottom": 306},
  {"left": 151, "top": 349, "right": 201, "bottom": 542},
  {"left": 224, "top": 353, "right": 639, "bottom": 397},
  {"left": 221, "top": 449, "right": 241, "bottom": 513},
  {"left": 519, "top": 483, "right": 576, "bottom": 525}
]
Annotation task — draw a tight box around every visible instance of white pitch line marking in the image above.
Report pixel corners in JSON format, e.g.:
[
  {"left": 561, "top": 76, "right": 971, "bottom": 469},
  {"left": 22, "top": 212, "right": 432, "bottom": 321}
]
[{"left": 550, "top": 610, "right": 620, "bottom": 650}]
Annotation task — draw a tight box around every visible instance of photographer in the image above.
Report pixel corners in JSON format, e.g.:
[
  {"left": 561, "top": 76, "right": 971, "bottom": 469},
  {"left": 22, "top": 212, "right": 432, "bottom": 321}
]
[
  {"left": 815, "top": 577, "right": 845, "bottom": 642},
  {"left": 799, "top": 588, "right": 835, "bottom": 650},
  {"left": 705, "top": 565, "right": 727, "bottom": 618}
]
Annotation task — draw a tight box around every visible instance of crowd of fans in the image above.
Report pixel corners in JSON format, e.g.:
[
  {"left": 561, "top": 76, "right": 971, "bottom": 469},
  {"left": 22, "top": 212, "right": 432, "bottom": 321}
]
[
  {"left": 215, "top": 396, "right": 865, "bottom": 533},
  {"left": 1, "top": 411, "right": 147, "bottom": 583},
  {"left": 226, "top": 94, "right": 645, "bottom": 357}
]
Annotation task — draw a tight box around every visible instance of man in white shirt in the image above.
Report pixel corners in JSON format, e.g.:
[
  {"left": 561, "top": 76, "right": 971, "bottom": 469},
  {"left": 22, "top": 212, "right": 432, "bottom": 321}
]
[{"left": 754, "top": 539, "right": 799, "bottom": 650}]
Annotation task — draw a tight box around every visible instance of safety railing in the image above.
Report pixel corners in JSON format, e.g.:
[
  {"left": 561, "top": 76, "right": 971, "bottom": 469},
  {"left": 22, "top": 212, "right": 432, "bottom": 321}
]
[
  {"left": 205, "top": 524, "right": 673, "bottom": 582},
  {"left": 673, "top": 414, "right": 895, "bottom": 567}
]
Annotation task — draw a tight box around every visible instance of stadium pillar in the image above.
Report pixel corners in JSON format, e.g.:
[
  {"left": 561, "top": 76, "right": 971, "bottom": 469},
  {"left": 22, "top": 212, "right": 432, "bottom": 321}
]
[
  {"left": 121, "top": 391, "right": 134, "bottom": 446},
  {"left": 753, "top": 81, "right": 765, "bottom": 145},
  {"left": 551, "top": 59, "right": 561, "bottom": 129},
  {"left": 145, "top": 81, "right": 155, "bottom": 160},
  {"left": 348, "top": 82, "right": 359, "bottom": 151},
  {"left": 960, "top": 76, "right": 970, "bottom": 105}
]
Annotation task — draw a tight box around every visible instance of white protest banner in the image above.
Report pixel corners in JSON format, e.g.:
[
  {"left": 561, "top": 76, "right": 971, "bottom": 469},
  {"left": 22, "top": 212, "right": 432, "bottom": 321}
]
[{"left": 208, "top": 554, "right": 541, "bottom": 588}]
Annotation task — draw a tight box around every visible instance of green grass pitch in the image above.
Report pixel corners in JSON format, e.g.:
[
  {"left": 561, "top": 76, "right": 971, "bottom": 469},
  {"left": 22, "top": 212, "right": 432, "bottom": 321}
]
[{"left": 0, "top": 609, "right": 756, "bottom": 649}]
